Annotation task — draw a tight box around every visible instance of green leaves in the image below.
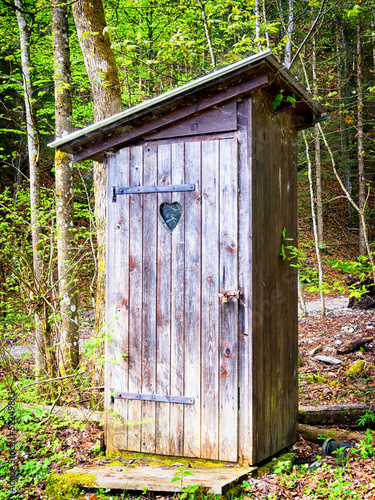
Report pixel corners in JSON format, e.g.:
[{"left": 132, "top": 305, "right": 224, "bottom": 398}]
[
  {"left": 280, "top": 227, "right": 296, "bottom": 261},
  {"left": 272, "top": 93, "right": 296, "bottom": 110}
]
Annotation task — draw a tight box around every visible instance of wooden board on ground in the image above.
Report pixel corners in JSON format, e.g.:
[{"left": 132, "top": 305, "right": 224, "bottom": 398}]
[{"left": 67, "top": 464, "right": 256, "bottom": 495}]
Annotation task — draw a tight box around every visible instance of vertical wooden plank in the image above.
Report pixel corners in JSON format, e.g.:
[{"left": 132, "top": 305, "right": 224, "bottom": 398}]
[
  {"left": 237, "top": 99, "right": 253, "bottom": 464},
  {"left": 127, "top": 145, "right": 143, "bottom": 451},
  {"left": 155, "top": 143, "right": 172, "bottom": 455},
  {"left": 282, "top": 122, "right": 298, "bottom": 447},
  {"left": 268, "top": 118, "right": 279, "bottom": 456},
  {"left": 261, "top": 113, "right": 274, "bottom": 460},
  {"left": 141, "top": 144, "right": 158, "bottom": 453},
  {"left": 183, "top": 141, "right": 202, "bottom": 458},
  {"left": 251, "top": 95, "right": 267, "bottom": 462},
  {"left": 112, "top": 148, "right": 131, "bottom": 451},
  {"left": 278, "top": 123, "right": 290, "bottom": 453},
  {"left": 169, "top": 142, "right": 185, "bottom": 455},
  {"left": 105, "top": 153, "right": 118, "bottom": 451},
  {"left": 201, "top": 139, "right": 219, "bottom": 460},
  {"left": 218, "top": 138, "right": 238, "bottom": 462}
]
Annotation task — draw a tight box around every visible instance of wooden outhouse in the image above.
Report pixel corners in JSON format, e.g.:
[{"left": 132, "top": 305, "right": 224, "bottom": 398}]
[{"left": 49, "top": 49, "right": 328, "bottom": 465}]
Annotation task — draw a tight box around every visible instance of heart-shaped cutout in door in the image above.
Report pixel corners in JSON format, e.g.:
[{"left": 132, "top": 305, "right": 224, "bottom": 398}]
[{"left": 160, "top": 202, "right": 182, "bottom": 232}]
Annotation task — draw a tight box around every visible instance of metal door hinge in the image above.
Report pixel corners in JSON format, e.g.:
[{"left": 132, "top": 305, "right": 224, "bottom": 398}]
[
  {"left": 110, "top": 390, "right": 194, "bottom": 405},
  {"left": 112, "top": 184, "right": 195, "bottom": 202}
]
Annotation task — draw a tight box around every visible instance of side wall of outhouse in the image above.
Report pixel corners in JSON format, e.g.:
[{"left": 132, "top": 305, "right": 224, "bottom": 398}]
[{"left": 248, "top": 91, "right": 298, "bottom": 463}]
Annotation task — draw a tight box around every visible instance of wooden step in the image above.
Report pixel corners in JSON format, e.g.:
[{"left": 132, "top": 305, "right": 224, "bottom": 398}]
[{"left": 67, "top": 463, "right": 256, "bottom": 495}]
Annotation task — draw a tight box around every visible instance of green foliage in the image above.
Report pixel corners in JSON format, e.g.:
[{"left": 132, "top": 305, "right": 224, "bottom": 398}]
[
  {"left": 280, "top": 227, "right": 296, "bottom": 262},
  {"left": 328, "top": 256, "right": 372, "bottom": 276},
  {"left": 272, "top": 93, "right": 296, "bottom": 110},
  {"left": 0, "top": 399, "right": 81, "bottom": 497},
  {"left": 357, "top": 410, "right": 375, "bottom": 427},
  {"left": 357, "top": 429, "right": 375, "bottom": 460},
  {"left": 172, "top": 465, "right": 198, "bottom": 498}
]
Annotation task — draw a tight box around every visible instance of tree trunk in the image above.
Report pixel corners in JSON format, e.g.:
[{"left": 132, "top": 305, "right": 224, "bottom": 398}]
[
  {"left": 198, "top": 0, "right": 216, "bottom": 70},
  {"left": 285, "top": 0, "right": 294, "bottom": 67},
  {"left": 255, "top": 0, "right": 262, "bottom": 50},
  {"left": 336, "top": 12, "right": 353, "bottom": 223},
  {"left": 262, "top": 0, "right": 270, "bottom": 48},
  {"left": 304, "top": 131, "right": 325, "bottom": 317},
  {"left": 14, "top": 0, "right": 54, "bottom": 379},
  {"left": 357, "top": 21, "right": 366, "bottom": 255},
  {"left": 72, "top": 0, "right": 122, "bottom": 396},
  {"left": 312, "top": 35, "right": 323, "bottom": 244},
  {"left": 298, "top": 271, "right": 307, "bottom": 317},
  {"left": 51, "top": 0, "right": 79, "bottom": 374}
]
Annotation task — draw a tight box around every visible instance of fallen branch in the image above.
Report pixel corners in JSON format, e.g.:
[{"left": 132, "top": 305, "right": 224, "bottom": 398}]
[
  {"left": 337, "top": 337, "right": 373, "bottom": 355},
  {"left": 299, "top": 403, "right": 374, "bottom": 426},
  {"left": 298, "top": 423, "right": 366, "bottom": 444}
]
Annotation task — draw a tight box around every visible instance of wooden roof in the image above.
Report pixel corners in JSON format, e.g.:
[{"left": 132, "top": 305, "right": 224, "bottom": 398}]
[{"left": 48, "top": 49, "right": 328, "bottom": 162}]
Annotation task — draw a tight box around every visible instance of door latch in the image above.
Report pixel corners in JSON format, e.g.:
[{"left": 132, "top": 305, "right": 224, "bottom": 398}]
[{"left": 219, "top": 287, "right": 245, "bottom": 306}]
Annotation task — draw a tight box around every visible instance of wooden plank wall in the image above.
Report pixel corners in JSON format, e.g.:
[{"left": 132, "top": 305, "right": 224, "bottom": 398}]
[
  {"left": 250, "top": 91, "right": 298, "bottom": 464},
  {"left": 106, "top": 136, "right": 239, "bottom": 461}
]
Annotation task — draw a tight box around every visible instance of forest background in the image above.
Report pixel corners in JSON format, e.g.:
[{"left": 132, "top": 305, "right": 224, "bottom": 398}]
[
  {"left": 0, "top": 0, "right": 375, "bottom": 430},
  {"left": 1, "top": 0, "right": 375, "bottom": 498}
]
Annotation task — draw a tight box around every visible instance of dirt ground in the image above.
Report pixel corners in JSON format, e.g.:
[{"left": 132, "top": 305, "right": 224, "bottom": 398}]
[{"left": 299, "top": 296, "right": 375, "bottom": 406}]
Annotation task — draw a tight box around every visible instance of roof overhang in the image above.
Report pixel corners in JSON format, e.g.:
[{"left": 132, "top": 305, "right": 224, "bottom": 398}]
[{"left": 48, "top": 49, "right": 329, "bottom": 161}]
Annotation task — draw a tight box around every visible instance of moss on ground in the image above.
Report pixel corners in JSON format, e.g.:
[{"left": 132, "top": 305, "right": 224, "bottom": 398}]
[
  {"left": 258, "top": 452, "right": 296, "bottom": 475},
  {"left": 306, "top": 375, "right": 339, "bottom": 386},
  {"left": 345, "top": 360, "right": 366, "bottom": 378},
  {"left": 106, "top": 450, "right": 230, "bottom": 468},
  {"left": 45, "top": 472, "right": 97, "bottom": 500}
]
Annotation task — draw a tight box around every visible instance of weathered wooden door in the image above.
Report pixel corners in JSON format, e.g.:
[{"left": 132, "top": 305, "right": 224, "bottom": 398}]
[{"left": 107, "top": 137, "right": 240, "bottom": 462}]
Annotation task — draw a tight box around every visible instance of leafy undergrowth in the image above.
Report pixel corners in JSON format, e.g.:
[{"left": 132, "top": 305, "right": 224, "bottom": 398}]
[
  {"left": 1, "top": 243, "right": 375, "bottom": 499},
  {"left": 0, "top": 401, "right": 375, "bottom": 499},
  {"left": 0, "top": 407, "right": 102, "bottom": 499},
  {"left": 242, "top": 455, "right": 375, "bottom": 499}
]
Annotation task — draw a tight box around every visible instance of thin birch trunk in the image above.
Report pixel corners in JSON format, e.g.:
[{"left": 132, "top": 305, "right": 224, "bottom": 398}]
[
  {"left": 262, "top": 0, "right": 270, "bottom": 47},
  {"left": 72, "top": 0, "right": 122, "bottom": 398},
  {"left": 318, "top": 124, "right": 375, "bottom": 279},
  {"left": 312, "top": 35, "right": 323, "bottom": 244},
  {"left": 52, "top": 0, "right": 79, "bottom": 374},
  {"left": 298, "top": 271, "right": 307, "bottom": 317},
  {"left": 14, "top": 0, "right": 54, "bottom": 378},
  {"left": 303, "top": 132, "right": 325, "bottom": 317},
  {"left": 285, "top": 0, "right": 294, "bottom": 67},
  {"left": 198, "top": 0, "right": 216, "bottom": 69},
  {"left": 255, "top": 0, "right": 262, "bottom": 50},
  {"left": 357, "top": 21, "right": 366, "bottom": 255},
  {"left": 336, "top": 12, "right": 352, "bottom": 222}
]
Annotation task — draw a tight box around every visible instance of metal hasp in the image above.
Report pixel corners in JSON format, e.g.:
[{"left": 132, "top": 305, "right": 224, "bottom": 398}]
[
  {"left": 219, "top": 287, "right": 245, "bottom": 305},
  {"left": 112, "top": 184, "right": 195, "bottom": 202},
  {"left": 110, "top": 390, "right": 195, "bottom": 405}
]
